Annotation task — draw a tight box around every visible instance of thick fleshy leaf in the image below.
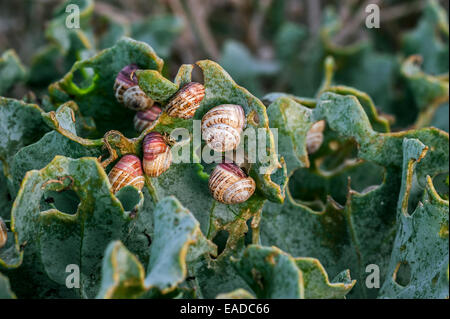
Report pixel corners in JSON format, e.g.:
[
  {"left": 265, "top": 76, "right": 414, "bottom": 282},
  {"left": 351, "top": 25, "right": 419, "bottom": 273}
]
[
  {"left": 0, "top": 98, "right": 47, "bottom": 181},
  {"left": 379, "top": 139, "right": 449, "bottom": 298},
  {"left": 9, "top": 102, "right": 103, "bottom": 195},
  {"left": 0, "top": 50, "right": 27, "bottom": 95},
  {"left": 9, "top": 156, "right": 144, "bottom": 297},
  {"left": 0, "top": 273, "right": 16, "bottom": 299},
  {"left": 49, "top": 37, "right": 164, "bottom": 136},
  {"left": 402, "top": 0, "right": 449, "bottom": 75}
]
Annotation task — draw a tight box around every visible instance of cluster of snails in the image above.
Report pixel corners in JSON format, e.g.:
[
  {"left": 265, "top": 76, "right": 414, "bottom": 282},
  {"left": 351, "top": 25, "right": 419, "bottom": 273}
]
[
  {"left": 0, "top": 217, "right": 7, "bottom": 249},
  {"left": 109, "top": 64, "right": 325, "bottom": 205}
]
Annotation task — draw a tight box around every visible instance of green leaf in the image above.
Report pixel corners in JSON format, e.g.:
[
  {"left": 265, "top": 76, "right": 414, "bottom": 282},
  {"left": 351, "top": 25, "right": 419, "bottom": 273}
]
[
  {"left": 261, "top": 91, "right": 449, "bottom": 298},
  {"left": 49, "top": 37, "right": 164, "bottom": 136},
  {"left": 9, "top": 156, "right": 144, "bottom": 297},
  {"left": 97, "top": 196, "right": 213, "bottom": 298},
  {"left": 10, "top": 102, "right": 103, "bottom": 195},
  {"left": 131, "top": 15, "right": 184, "bottom": 60},
  {"left": 234, "top": 245, "right": 354, "bottom": 298},
  {"left": 402, "top": 0, "right": 449, "bottom": 75},
  {"left": 295, "top": 257, "right": 355, "bottom": 299},
  {"left": 379, "top": 139, "right": 449, "bottom": 298},
  {"left": 0, "top": 98, "right": 47, "bottom": 181},
  {"left": 0, "top": 272, "right": 16, "bottom": 299},
  {"left": 0, "top": 50, "right": 27, "bottom": 95},
  {"left": 400, "top": 56, "right": 449, "bottom": 128}
]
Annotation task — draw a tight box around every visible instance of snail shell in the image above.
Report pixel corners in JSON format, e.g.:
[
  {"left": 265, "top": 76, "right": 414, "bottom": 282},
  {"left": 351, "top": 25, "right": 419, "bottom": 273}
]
[
  {"left": 114, "top": 64, "right": 154, "bottom": 111},
  {"left": 134, "top": 105, "right": 162, "bottom": 133},
  {"left": 209, "top": 163, "right": 255, "bottom": 204},
  {"left": 0, "top": 218, "right": 7, "bottom": 249},
  {"left": 166, "top": 82, "right": 205, "bottom": 119},
  {"left": 108, "top": 155, "right": 145, "bottom": 194},
  {"left": 143, "top": 132, "right": 172, "bottom": 177},
  {"left": 306, "top": 120, "right": 325, "bottom": 154},
  {"left": 201, "top": 104, "right": 246, "bottom": 152}
]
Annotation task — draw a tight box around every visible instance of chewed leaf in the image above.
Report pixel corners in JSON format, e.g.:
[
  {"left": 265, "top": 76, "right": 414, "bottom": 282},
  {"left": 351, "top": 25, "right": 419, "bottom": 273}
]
[
  {"left": 9, "top": 156, "right": 146, "bottom": 297},
  {"left": 380, "top": 139, "right": 449, "bottom": 298},
  {"left": 314, "top": 92, "right": 449, "bottom": 184},
  {"left": 0, "top": 273, "right": 16, "bottom": 299},
  {"left": 234, "top": 245, "right": 354, "bottom": 299},
  {"left": 97, "top": 197, "right": 213, "bottom": 298},
  {"left": 0, "top": 97, "right": 47, "bottom": 179},
  {"left": 10, "top": 102, "right": 103, "bottom": 195},
  {"left": 49, "top": 37, "right": 164, "bottom": 136},
  {"left": 0, "top": 50, "right": 27, "bottom": 95}
]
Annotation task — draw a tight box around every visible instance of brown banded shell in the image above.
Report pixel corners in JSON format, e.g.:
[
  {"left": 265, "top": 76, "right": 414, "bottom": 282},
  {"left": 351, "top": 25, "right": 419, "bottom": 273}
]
[
  {"left": 306, "top": 120, "right": 325, "bottom": 154},
  {"left": 134, "top": 105, "right": 162, "bottom": 133},
  {"left": 209, "top": 163, "right": 255, "bottom": 204},
  {"left": 166, "top": 82, "right": 205, "bottom": 119},
  {"left": 201, "top": 104, "right": 246, "bottom": 152},
  {"left": 143, "top": 132, "right": 172, "bottom": 177},
  {"left": 114, "top": 64, "right": 154, "bottom": 111},
  {"left": 0, "top": 217, "right": 8, "bottom": 249},
  {"left": 108, "top": 155, "right": 145, "bottom": 194}
]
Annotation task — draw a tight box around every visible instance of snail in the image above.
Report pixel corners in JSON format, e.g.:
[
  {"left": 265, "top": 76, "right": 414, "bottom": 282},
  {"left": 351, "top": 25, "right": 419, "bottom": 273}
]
[
  {"left": 201, "top": 104, "right": 246, "bottom": 152},
  {"left": 134, "top": 105, "right": 162, "bottom": 133},
  {"left": 166, "top": 82, "right": 205, "bottom": 119},
  {"left": 0, "top": 217, "right": 8, "bottom": 249},
  {"left": 142, "top": 132, "right": 172, "bottom": 177},
  {"left": 209, "top": 163, "right": 255, "bottom": 204},
  {"left": 108, "top": 155, "right": 145, "bottom": 194},
  {"left": 306, "top": 120, "right": 325, "bottom": 154},
  {"left": 114, "top": 64, "right": 154, "bottom": 111}
]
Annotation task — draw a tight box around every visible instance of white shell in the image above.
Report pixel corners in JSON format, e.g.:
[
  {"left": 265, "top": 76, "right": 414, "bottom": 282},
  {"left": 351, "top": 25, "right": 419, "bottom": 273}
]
[
  {"left": 209, "top": 163, "right": 255, "bottom": 204},
  {"left": 201, "top": 104, "right": 246, "bottom": 152},
  {"left": 306, "top": 120, "right": 325, "bottom": 154},
  {"left": 0, "top": 218, "right": 7, "bottom": 249}
]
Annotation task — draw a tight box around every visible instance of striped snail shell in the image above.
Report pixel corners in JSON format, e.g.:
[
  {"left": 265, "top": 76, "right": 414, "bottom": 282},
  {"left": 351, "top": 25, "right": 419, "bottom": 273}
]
[
  {"left": 201, "top": 104, "right": 246, "bottom": 152},
  {"left": 114, "top": 64, "right": 154, "bottom": 111},
  {"left": 306, "top": 120, "right": 325, "bottom": 154},
  {"left": 0, "top": 217, "right": 8, "bottom": 249},
  {"left": 134, "top": 105, "right": 162, "bottom": 133},
  {"left": 143, "top": 132, "right": 172, "bottom": 177},
  {"left": 166, "top": 82, "right": 205, "bottom": 119},
  {"left": 108, "top": 155, "right": 145, "bottom": 194},
  {"left": 209, "top": 163, "right": 256, "bottom": 204}
]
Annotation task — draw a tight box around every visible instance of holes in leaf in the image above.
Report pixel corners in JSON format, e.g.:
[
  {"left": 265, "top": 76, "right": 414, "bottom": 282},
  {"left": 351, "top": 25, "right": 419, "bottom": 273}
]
[
  {"left": 211, "top": 230, "right": 229, "bottom": 257},
  {"left": 40, "top": 190, "right": 81, "bottom": 215},
  {"left": 393, "top": 261, "right": 411, "bottom": 287},
  {"left": 71, "top": 67, "right": 95, "bottom": 91}
]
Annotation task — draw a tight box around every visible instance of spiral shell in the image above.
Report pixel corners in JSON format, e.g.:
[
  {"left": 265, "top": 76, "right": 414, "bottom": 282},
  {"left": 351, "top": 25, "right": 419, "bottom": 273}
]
[
  {"left": 306, "top": 120, "right": 325, "bottom": 154},
  {"left": 0, "top": 217, "right": 8, "bottom": 249},
  {"left": 143, "top": 132, "right": 172, "bottom": 177},
  {"left": 108, "top": 155, "right": 145, "bottom": 194},
  {"left": 201, "top": 104, "right": 246, "bottom": 152},
  {"left": 134, "top": 105, "right": 162, "bottom": 133},
  {"left": 209, "top": 163, "right": 255, "bottom": 204},
  {"left": 114, "top": 64, "right": 154, "bottom": 111},
  {"left": 166, "top": 82, "right": 205, "bottom": 119}
]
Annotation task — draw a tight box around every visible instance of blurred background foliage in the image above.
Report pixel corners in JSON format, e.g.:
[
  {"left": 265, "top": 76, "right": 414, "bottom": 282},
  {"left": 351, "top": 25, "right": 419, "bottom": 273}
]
[{"left": 0, "top": 0, "right": 449, "bottom": 131}]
